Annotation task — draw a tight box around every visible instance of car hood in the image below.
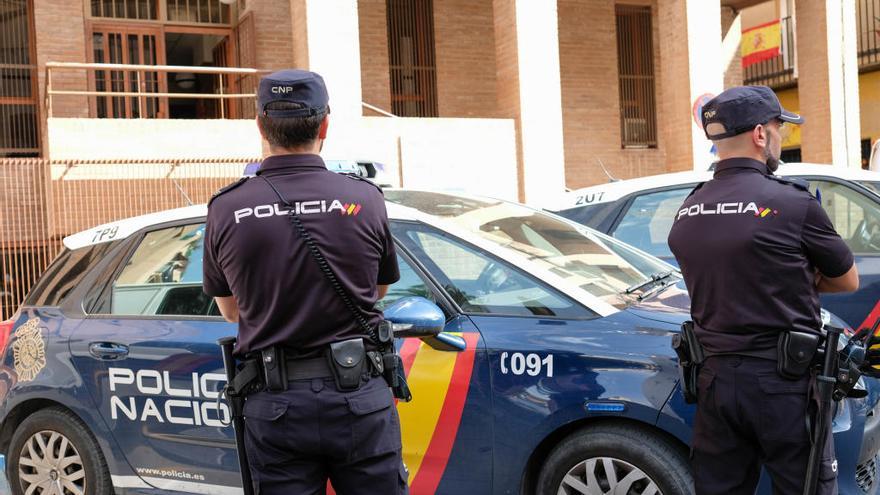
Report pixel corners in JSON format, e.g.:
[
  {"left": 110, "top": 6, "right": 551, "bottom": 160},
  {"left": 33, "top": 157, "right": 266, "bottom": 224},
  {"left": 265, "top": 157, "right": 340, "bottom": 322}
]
[
  {"left": 623, "top": 280, "right": 692, "bottom": 326},
  {"left": 623, "top": 280, "right": 853, "bottom": 333}
]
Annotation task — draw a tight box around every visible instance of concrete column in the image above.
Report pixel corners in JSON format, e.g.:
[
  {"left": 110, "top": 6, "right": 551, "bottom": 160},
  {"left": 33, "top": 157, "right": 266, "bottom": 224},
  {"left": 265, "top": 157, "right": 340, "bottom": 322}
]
[
  {"left": 291, "top": 0, "right": 364, "bottom": 125},
  {"left": 795, "top": 0, "right": 861, "bottom": 167},
  {"left": 657, "top": 0, "right": 724, "bottom": 171},
  {"left": 493, "top": 0, "right": 566, "bottom": 206}
]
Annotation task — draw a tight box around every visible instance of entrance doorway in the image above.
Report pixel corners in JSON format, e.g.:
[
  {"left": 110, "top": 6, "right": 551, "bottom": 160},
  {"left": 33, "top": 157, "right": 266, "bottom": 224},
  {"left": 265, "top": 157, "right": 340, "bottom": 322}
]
[{"left": 164, "top": 32, "right": 232, "bottom": 118}]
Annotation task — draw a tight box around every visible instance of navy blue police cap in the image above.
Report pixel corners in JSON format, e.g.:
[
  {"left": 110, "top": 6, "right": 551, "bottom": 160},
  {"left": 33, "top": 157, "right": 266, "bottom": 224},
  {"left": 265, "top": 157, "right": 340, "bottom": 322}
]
[
  {"left": 701, "top": 85, "right": 803, "bottom": 140},
  {"left": 257, "top": 69, "right": 329, "bottom": 118}
]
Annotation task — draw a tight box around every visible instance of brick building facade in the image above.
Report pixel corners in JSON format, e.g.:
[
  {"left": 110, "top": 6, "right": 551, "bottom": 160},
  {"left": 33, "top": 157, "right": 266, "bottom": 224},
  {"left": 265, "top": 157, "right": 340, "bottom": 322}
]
[
  {"left": 3, "top": 0, "right": 875, "bottom": 193},
  {"left": 1, "top": 0, "right": 877, "bottom": 319}
]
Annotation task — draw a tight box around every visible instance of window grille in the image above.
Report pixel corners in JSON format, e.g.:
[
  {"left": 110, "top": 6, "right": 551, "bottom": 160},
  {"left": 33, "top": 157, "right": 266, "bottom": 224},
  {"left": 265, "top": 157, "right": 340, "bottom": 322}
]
[
  {"left": 386, "top": 0, "right": 438, "bottom": 117},
  {"left": 615, "top": 5, "right": 657, "bottom": 148},
  {"left": 0, "top": 0, "right": 39, "bottom": 157},
  {"left": 90, "top": 0, "right": 231, "bottom": 25},
  {"left": 857, "top": 0, "right": 880, "bottom": 69},
  {"left": 91, "top": 0, "right": 158, "bottom": 20}
]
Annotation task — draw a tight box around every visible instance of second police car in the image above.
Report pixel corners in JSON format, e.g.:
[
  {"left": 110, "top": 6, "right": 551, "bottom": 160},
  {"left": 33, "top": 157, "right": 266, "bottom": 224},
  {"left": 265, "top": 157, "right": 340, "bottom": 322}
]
[
  {"left": 550, "top": 163, "right": 880, "bottom": 333},
  {"left": 0, "top": 189, "right": 878, "bottom": 494}
]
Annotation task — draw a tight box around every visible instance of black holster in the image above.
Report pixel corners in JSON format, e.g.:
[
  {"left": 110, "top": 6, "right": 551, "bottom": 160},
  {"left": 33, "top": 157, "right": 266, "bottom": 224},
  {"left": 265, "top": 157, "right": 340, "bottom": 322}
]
[
  {"left": 261, "top": 346, "right": 288, "bottom": 392},
  {"left": 377, "top": 320, "right": 412, "bottom": 402},
  {"left": 672, "top": 321, "right": 704, "bottom": 404},
  {"left": 777, "top": 330, "right": 820, "bottom": 380}
]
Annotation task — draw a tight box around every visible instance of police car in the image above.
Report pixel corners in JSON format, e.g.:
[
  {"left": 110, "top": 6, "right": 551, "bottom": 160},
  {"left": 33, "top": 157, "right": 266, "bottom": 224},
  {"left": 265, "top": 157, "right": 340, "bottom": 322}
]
[
  {"left": 549, "top": 163, "right": 880, "bottom": 332},
  {"left": 0, "top": 189, "right": 878, "bottom": 495}
]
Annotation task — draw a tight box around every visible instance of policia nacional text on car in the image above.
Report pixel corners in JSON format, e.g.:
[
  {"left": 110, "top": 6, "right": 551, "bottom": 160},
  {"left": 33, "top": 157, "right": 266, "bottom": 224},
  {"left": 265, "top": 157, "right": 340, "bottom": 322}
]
[
  {"left": 668, "top": 86, "right": 860, "bottom": 495},
  {"left": 202, "top": 70, "right": 409, "bottom": 494}
]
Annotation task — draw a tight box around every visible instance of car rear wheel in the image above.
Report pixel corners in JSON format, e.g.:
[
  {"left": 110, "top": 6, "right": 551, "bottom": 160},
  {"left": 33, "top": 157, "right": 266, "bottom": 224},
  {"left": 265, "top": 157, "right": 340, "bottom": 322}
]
[
  {"left": 536, "top": 423, "right": 692, "bottom": 495},
  {"left": 8, "top": 407, "right": 112, "bottom": 495}
]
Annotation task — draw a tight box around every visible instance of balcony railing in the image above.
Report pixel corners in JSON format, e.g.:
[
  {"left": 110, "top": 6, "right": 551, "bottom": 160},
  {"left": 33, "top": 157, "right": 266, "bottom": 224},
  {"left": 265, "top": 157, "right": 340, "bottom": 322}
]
[
  {"left": 743, "top": 16, "right": 796, "bottom": 88},
  {"left": 858, "top": 0, "right": 880, "bottom": 69},
  {"left": 44, "top": 62, "right": 264, "bottom": 119}
]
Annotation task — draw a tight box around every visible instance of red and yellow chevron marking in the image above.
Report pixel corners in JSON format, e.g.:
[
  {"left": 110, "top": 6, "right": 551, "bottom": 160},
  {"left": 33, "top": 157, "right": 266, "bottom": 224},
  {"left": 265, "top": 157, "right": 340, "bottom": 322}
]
[
  {"left": 861, "top": 301, "right": 880, "bottom": 335},
  {"left": 341, "top": 203, "right": 362, "bottom": 216},
  {"left": 328, "top": 333, "right": 478, "bottom": 495},
  {"left": 398, "top": 333, "right": 479, "bottom": 493}
]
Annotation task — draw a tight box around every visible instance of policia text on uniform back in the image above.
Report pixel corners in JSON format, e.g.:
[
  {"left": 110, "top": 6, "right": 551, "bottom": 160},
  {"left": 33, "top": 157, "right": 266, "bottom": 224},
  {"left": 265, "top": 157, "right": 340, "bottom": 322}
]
[
  {"left": 669, "top": 86, "right": 860, "bottom": 495},
  {"left": 203, "top": 69, "right": 409, "bottom": 495}
]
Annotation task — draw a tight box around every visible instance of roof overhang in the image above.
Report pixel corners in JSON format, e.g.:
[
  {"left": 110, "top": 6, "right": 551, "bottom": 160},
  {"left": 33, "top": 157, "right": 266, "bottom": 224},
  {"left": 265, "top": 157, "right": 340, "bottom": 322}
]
[{"left": 721, "top": 0, "right": 772, "bottom": 11}]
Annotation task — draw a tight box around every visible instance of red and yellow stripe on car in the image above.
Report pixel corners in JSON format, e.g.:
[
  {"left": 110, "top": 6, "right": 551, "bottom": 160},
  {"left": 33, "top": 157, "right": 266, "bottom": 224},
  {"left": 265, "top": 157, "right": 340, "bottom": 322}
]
[
  {"left": 398, "top": 333, "right": 479, "bottom": 493},
  {"left": 328, "top": 333, "right": 479, "bottom": 495}
]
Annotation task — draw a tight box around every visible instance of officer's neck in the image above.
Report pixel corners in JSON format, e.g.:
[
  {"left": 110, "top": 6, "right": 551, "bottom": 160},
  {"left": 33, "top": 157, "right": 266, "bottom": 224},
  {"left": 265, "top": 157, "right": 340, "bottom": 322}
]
[
  {"left": 267, "top": 140, "right": 322, "bottom": 157},
  {"left": 715, "top": 150, "right": 764, "bottom": 163}
]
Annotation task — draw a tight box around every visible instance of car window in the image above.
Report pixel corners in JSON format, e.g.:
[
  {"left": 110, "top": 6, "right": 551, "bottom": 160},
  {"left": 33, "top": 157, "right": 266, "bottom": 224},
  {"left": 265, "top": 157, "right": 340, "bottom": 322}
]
[
  {"left": 392, "top": 222, "right": 596, "bottom": 318},
  {"left": 109, "top": 223, "right": 211, "bottom": 316},
  {"left": 858, "top": 181, "right": 880, "bottom": 197},
  {"left": 376, "top": 255, "right": 436, "bottom": 311},
  {"left": 810, "top": 180, "right": 880, "bottom": 254},
  {"left": 611, "top": 188, "right": 691, "bottom": 259},
  {"left": 24, "top": 242, "right": 117, "bottom": 307}
]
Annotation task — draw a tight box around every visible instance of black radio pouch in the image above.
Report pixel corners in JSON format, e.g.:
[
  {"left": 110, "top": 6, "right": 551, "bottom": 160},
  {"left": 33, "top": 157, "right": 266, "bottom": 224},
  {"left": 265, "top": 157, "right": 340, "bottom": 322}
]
[
  {"left": 261, "top": 346, "right": 288, "bottom": 392},
  {"left": 777, "top": 330, "right": 820, "bottom": 379},
  {"left": 328, "top": 338, "right": 367, "bottom": 391}
]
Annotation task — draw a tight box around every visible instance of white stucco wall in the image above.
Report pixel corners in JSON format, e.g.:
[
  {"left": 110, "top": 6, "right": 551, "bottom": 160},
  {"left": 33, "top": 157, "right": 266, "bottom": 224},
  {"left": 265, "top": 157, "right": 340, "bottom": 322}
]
[
  {"left": 47, "top": 116, "right": 519, "bottom": 201},
  {"left": 48, "top": 118, "right": 263, "bottom": 160}
]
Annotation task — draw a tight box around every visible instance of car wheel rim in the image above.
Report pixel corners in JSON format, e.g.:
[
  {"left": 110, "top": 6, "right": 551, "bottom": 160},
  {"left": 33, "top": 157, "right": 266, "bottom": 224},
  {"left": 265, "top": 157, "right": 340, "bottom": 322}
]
[
  {"left": 18, "top": 430, "right": 86, "bottom": 495},
  {"left": 557, "top": 457, "right": 661, "bottom": 495}
]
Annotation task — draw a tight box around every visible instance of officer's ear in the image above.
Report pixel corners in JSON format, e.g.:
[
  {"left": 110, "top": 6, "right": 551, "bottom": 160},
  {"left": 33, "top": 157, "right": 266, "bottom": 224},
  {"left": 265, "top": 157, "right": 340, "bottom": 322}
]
[
  {"left": 752, "top": 123, "right": 768, "bottom": 149},
  {"left": 318, "top": 114, "right": 330, "bottom": 140}
]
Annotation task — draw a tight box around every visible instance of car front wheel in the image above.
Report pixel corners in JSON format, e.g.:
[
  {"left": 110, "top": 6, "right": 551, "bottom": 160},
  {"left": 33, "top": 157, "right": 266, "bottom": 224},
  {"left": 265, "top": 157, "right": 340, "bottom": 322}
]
[
  {"left": 8, "top": 407, "right": 112, "bottom": 495},
  {"left": 536, "top": 423, "right": 692, "bottom": 495}
]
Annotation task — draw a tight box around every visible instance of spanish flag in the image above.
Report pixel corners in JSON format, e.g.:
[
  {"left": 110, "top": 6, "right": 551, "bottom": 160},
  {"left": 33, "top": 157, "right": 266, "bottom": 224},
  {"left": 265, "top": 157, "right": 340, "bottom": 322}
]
[{"left": 741, "top": 19, "right": 782, "bottom": 68}]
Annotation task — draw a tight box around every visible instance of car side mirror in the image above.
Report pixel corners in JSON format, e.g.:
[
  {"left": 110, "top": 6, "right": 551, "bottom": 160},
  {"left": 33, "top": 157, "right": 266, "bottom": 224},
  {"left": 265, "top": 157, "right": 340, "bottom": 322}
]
[{"left": 383, "top": 297, "right": 445, "bottom": 338}]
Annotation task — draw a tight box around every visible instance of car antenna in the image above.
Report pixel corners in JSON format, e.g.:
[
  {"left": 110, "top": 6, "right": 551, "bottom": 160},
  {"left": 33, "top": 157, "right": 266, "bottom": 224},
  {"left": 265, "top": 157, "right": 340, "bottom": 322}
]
[
  {"left": 596, "top": 157, "right": 619, "bottom": 183},
  {"left": 171, "top": 179, "right": 194, "bottom": 206}
]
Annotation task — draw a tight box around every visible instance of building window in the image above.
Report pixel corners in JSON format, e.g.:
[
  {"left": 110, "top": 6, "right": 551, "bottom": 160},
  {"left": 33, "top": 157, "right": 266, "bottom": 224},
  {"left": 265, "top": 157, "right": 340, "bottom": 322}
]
[
  {"left": 90, "top": 0, "right": 231, "bottom": 25},
  {"left": 386, "top": 0, "right": 438, "bottom": 117},
  {"left": 0, "top": 0, "right": 39, "bottom": 157},
  {"left": 91, "top": 0, "right": 159, "bottom": 20},
  {"left": 615, "top": 5, "right": 657, "bottom": 148},
  {"left": 780, "top": 147, "right": 801, "bottom": 164}
]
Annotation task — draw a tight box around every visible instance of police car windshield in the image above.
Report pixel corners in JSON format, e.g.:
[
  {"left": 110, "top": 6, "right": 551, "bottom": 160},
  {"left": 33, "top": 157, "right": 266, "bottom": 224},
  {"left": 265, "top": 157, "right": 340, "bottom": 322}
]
[
  {"left": 385, "top": 190, "right": 674, "bottom": 308},
  {"left": 858, "top": 181, "right": 880, "bottom": 197}
]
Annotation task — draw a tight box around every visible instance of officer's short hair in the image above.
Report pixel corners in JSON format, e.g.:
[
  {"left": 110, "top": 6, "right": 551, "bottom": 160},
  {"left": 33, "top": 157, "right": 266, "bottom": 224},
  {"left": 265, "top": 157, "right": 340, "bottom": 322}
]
[{"left": 257, "top": 101, "right": 327, "bottom": 149}]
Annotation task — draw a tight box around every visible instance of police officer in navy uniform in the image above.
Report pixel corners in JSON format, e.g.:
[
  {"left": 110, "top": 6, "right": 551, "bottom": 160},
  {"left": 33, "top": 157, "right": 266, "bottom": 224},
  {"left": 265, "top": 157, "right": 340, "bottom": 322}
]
[
  {"left": 202, "top": 69, "right": 408, "bottom": 494},
  {"left": 668, "top": 86, "right": 859, "bottom": 494}
]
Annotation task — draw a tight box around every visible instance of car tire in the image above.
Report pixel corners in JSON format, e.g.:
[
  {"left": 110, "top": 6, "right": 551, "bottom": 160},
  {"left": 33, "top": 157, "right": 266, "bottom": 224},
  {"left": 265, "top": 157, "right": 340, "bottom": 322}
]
[
  {"left": 536, "top": 423, "right": 692, "bottom": 495},
  {"left": 8, "top": 406, "right": 112, "bottom": 495}
]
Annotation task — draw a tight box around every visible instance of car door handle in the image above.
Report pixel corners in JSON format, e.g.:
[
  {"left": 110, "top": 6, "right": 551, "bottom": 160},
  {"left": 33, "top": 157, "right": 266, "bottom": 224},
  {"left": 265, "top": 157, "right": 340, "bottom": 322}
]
[{"left": 89, "top": 342, "right": 130, "bottom": 360}]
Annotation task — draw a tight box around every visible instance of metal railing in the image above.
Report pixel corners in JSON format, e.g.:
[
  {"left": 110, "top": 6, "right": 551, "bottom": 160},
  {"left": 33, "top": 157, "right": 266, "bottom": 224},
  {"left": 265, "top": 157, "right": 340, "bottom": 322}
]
[
  {"left": 0, "top": 157, "right": 256, "bottom": 320},
  {"left": 743, "top": 17, "right": 796, "bottom": 88},
  {"left": 44, "top": 62, "right": 265, "bottom": 119},
  {"left": 858, "top": 0, "right": 880, "bottom": 69}
]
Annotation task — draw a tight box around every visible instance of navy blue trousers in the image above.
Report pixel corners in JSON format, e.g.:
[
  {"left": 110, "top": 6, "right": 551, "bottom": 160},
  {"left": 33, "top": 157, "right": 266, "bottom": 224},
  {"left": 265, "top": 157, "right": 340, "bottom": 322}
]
[
  {"left": 692, "top": 355, "right": 837, "bottom": 495},
  {"left": 243, "top": 375, "right": 408, "bottom": 495}
]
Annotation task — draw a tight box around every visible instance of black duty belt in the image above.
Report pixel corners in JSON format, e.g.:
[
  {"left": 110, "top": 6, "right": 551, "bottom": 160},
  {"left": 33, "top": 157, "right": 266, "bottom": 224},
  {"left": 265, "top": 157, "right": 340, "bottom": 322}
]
[
  {"left": 228, "top": 355, "right": 377, "bottom": 395},
  {"left": 286, "top": 357, "right": 334, "bottom": 380}
]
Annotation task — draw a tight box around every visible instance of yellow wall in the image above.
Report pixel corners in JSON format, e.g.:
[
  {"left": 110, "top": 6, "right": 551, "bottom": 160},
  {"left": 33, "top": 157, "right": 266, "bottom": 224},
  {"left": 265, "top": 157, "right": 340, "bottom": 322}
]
[
  {"left": 776, "top": 87, "right": 802, "bottom": 149},
  {"left": 861, "top": 71, "right": 880, "bottom": 146},
  {"left": 773, "top": 70, "right": 880, "bottom": 150}
]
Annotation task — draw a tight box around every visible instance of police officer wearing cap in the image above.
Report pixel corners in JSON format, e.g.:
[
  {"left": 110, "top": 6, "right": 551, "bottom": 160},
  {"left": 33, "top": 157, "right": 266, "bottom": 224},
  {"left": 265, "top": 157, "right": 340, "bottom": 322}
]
[
  {"left": 203, "top": 69, "right": 408, "bottom": 494},
  {"left": 668, "top": 86, "right": 859, "bottom": 494}
]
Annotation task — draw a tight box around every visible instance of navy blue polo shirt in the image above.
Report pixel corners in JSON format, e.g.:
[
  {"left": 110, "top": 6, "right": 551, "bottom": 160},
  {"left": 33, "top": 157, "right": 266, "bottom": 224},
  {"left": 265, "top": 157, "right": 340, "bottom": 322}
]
[
  {"left": 668, "top": 158, "right": 853, "bottom": 356},
  {"left": 203, "top": 154, "right": 400, "bottom": 357}
]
